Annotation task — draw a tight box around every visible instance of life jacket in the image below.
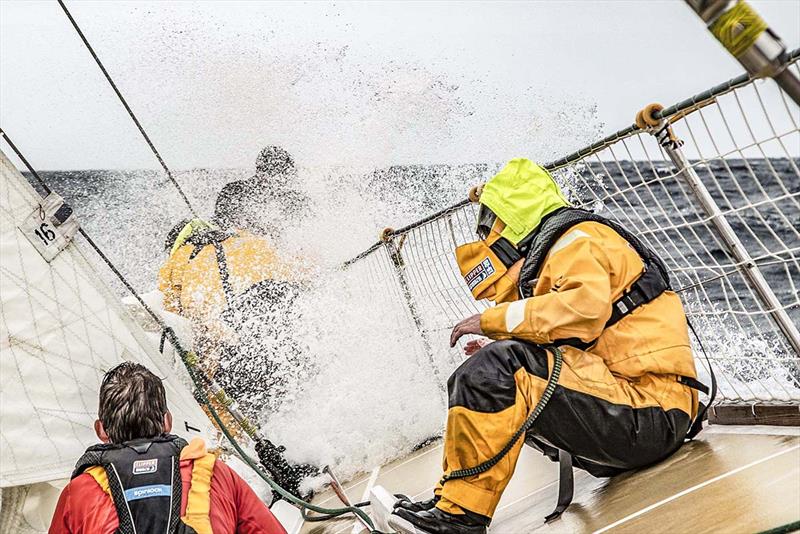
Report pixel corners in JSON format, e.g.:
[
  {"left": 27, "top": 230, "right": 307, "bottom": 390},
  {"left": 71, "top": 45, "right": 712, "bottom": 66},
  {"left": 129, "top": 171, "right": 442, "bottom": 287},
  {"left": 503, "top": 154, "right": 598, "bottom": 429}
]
[
  {"left": 517, "top": 207, "right": 672, "bottom": 339},
  {"left": 72, "top": 434, "right": 217, "bottom": 534},
  {"left": 516, "top": 207, "right": 712, "bottom": 403}
]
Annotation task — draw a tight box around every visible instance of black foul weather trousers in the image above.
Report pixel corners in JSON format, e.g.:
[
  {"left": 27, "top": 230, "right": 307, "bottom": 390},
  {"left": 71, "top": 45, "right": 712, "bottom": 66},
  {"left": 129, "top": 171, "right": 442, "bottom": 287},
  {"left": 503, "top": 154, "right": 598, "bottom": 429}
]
[{"left": 436, "top": 340, "right": 692, "bottom": 517}]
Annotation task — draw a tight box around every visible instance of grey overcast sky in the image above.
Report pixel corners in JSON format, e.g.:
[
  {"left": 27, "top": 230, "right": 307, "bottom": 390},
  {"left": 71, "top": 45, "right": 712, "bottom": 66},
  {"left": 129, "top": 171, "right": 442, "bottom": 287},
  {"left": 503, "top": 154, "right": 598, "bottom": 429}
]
[{"left": 1, "top": 0, "right": 798, "bottom": 170}]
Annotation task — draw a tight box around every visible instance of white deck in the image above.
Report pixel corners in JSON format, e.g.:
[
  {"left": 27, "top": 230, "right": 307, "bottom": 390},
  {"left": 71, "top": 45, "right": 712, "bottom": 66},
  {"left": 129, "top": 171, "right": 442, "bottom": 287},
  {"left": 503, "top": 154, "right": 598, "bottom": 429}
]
[{"left": 302, "top": 425, "right": 800, "bottom": 533}]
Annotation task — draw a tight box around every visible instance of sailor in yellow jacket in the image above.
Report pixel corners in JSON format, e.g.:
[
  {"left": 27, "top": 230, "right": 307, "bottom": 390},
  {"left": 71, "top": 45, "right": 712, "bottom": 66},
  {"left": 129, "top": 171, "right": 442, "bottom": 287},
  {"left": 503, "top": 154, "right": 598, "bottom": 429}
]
[
  {"left": 158, "top": 218, "right": 319, "bottom": 497},
  {"left": 391, "top": 159, "right": 706, "bottom": 534},
  {"left": 158, "top": 219, "right": 308, "bottom": 416},
  {"left": 159, "top": 220, "right": 296, "bottom": 332}
]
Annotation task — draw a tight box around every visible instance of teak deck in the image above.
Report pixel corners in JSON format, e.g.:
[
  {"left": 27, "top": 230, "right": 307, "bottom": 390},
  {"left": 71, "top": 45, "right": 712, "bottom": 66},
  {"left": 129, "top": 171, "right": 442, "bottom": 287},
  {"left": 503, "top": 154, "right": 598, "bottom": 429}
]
[{"left": 302, "top": 425, "right": 800, "bottom": 533}]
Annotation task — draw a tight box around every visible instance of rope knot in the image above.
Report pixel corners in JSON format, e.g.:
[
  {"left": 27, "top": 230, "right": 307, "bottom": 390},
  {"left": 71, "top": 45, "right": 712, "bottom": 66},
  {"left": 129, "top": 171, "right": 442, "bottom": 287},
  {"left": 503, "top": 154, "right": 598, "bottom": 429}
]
[
  {"left": 379, "top": 227, "right": 394, "bottom": 242},
  {"left": 635, "top": 103, "right": 684, "bottom": 150}
]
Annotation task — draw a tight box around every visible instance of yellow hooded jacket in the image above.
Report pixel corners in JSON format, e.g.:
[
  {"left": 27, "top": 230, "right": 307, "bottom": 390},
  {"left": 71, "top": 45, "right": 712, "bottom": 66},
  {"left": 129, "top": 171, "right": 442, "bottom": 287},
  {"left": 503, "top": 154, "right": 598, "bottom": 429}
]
[
  {"left": 479, "top": 160, "right": 698, "bottom": 418},
  {"left": 158, "top": 231, "right": 299, "bottom": 332}
]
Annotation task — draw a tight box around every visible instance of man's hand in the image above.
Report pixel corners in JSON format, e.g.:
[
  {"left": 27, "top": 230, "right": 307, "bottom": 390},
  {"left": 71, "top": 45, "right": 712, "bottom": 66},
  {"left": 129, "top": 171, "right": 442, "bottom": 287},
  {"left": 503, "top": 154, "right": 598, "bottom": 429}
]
[
  {"left": 450, "top": 314, "right": 483, "bottom": 347},
  {"left": 464, "top": 338, "right": 491, "bottom": 356}
]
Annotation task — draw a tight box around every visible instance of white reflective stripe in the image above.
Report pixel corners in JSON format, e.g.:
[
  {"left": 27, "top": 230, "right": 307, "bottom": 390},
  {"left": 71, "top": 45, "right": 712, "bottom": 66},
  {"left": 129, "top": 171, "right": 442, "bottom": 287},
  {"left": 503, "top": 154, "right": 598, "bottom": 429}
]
[
  {"left": 505, "top": 299, "right": 527, "bottom": 332},
  {"left": 549, "top": 229, "right": 591, "bottom": 256}
]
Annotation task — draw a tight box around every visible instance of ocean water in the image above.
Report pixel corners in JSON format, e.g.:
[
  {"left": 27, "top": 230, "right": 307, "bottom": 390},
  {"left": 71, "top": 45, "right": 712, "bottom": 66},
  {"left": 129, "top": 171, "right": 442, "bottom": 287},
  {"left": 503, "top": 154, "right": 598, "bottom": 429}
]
[
  {"left": 22, "top": 157, "right": 800, "bottom": 483},
  {"left": 574, "top": 158, "right": 800, "bottom": 325},
  {"left": 30, "top": 157, "right": 798, "bottom": 323}
]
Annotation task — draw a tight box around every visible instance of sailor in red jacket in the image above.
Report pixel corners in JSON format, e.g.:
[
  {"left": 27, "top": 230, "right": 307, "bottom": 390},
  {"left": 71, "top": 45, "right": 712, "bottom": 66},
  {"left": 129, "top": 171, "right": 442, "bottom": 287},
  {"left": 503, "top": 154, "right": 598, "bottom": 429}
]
[{"left": 49, "top": 362, "right": 286, "bottom": 534}]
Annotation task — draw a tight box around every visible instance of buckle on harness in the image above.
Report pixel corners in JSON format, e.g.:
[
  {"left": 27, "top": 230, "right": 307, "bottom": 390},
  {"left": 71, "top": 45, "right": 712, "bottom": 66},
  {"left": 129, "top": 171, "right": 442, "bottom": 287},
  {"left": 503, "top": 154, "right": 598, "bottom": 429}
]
[
  {"left": 608, "top": 264, "right": 669, "bottom": 328},
  {"left": 618, "top": 283, "right": 648, "bottom": 313}
]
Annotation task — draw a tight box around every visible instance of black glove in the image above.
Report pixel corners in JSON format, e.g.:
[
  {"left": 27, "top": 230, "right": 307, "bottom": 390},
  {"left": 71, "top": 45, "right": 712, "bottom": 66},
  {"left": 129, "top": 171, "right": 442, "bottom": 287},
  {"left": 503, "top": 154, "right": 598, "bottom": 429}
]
[{"left": 255, "top": 438, "right": 318, "bottom": 502}]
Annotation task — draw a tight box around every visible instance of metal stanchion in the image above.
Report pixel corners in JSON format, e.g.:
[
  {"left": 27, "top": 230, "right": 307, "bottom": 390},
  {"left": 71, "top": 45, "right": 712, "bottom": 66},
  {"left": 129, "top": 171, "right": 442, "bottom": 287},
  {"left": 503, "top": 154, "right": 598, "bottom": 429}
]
[
  {"left": 380, "top": 228, "right": 444, "bottom": 391},
  {"left": 637, "top": 103, "right": 800, "bottom": 356},
  {"left": 685, "top": 0, "right": 800, "bottom": 105}
]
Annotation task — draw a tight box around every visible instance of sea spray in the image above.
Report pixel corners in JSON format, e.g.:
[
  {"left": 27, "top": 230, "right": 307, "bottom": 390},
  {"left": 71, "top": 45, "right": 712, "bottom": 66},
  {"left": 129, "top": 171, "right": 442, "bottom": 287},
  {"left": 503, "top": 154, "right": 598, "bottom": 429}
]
[
  {"left": 262, "top": 262, "right": 446, "bottom": 484},
  {"left": 27, "top": 9, "right": 608, "bottom": 479}
]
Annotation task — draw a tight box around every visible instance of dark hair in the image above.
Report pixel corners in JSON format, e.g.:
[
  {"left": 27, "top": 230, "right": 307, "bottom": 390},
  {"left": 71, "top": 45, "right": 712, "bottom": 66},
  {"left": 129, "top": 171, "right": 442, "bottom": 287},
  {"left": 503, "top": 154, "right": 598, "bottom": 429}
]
[
  {"left": 98, "top": 362, "right": 168, "bottom": 443},
  {"left": 255, "top": 145, "right": 295, "bottom": 177}
]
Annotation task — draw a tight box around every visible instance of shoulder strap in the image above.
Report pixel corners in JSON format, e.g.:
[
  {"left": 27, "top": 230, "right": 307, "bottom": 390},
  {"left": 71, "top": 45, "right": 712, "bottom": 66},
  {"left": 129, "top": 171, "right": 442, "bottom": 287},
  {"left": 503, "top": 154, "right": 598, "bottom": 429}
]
[
  {"left": 212, "top": 241, "right": 236, "bottom": 307},
  {"left": 72, "top": 451, "right": 106, "bottom": 480},
  {"left": 103, "top": 462, "right": 138, "bottom": 534},
  {"left": 181, "top": 452, "right": 217, "bottom": 534}
]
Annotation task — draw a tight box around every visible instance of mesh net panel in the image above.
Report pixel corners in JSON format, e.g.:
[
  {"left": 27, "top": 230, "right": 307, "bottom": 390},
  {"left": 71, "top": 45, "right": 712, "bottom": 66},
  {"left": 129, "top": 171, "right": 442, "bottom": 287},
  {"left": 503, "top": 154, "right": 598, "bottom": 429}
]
[{"left": 346, "top": 60, "right": 800, "bottom": 405}]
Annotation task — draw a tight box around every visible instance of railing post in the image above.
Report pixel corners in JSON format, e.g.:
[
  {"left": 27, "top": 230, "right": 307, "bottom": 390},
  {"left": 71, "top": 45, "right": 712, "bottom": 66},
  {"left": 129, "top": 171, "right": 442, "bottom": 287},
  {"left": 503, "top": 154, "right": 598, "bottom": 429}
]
[
  {"left": 636, "top": 104, "right": 800, "bottom": 356},
  {"left": 380, "top": 229, "right": 444, "bottom": 390},
  {"left": 684, "top": 0, "right": 800, "bottom": 105}
]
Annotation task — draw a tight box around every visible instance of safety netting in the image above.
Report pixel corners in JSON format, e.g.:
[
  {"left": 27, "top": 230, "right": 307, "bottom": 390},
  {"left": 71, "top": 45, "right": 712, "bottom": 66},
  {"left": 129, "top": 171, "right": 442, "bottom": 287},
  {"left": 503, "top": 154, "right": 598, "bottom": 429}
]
[{"left": 346, "top": 56, "right": 800, "bottom": 405}]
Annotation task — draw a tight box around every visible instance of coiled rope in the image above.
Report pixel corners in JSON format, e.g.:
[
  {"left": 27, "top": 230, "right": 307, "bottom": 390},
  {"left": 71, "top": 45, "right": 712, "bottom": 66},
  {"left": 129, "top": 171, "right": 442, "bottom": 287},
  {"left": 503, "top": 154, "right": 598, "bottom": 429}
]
[
  {"left": 710, "top": 1, "right": 768, "bottom": 58},
  {"left": 56, "top": 0, "right": 198, "bottom": 218},
  {"left": 0, "top": 128, "right": 388, "bottom": 533}
]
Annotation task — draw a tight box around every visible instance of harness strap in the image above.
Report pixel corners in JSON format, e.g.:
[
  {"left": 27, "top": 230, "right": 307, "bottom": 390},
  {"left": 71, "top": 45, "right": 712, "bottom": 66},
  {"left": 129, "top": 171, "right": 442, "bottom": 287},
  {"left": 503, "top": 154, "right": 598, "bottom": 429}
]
[
  {"left": 104, "top": 462, "right": 137, "bottom": 534},
  {"left": 680, "top": 375, "right": 713, "bottom": 439},
  {"left": 544, "top": 449, "right": 574, "bottom": 523},
  {"left": 684, "top": 319, "right": 718, "bottom": 440},
  {"left": 555, "top": 258, "right": 670, "bottom": 352},
  {"left": 168, "top": 456, "right": 183, "bottom": 534},
  {"left": 678, "top": 375, "right": 709, "bottom": 395},
  {"left": 181, "top": 452, "right": 217, "bottom": 534},
  {"left": 607, "top": 265, "right": 669, "bottom": 326},
  {"left": 212, "top": 242, "right": 236, "bottom": 308}
]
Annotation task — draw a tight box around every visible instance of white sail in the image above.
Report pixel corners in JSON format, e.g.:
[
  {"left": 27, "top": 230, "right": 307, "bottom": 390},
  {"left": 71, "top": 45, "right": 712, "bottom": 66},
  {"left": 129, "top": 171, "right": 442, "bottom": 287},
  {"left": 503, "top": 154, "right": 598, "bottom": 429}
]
[{"left": 0, "top": 149, "right": 214, "bottom": 527}]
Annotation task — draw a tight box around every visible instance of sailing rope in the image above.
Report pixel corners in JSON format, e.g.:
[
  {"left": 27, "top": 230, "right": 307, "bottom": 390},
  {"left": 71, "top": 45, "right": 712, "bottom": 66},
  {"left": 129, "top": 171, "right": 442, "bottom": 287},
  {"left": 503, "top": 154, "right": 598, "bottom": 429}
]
[
  {"left": 0, "top": 128, "right": 386, "bottom": 533},
  {"left": 56, "top": 0, "right": 198, "bottom": 218}
]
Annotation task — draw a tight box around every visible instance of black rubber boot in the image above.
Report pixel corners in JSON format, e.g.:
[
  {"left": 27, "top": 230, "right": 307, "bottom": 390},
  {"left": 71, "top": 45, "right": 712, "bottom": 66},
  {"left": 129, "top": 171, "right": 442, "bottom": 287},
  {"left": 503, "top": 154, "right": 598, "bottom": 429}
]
[
  {"left": 390, "top": 507, "right": 489, "bottom": 534},
  {"left": 393, "top": 494, "right": 440, "bottom": 513}
]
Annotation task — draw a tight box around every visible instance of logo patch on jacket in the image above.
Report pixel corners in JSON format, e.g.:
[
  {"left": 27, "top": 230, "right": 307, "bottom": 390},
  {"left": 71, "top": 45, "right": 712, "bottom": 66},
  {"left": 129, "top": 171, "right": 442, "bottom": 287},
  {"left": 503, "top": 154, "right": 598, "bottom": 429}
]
[
  {"left": 132, "top": 458, "right": 158, "bottom": 475},
  {"left": 465, "top": 258, "right": 495, "bottom": 290},
  {"left": 124, "top": 484, "right": 172, "bottom": 501}
]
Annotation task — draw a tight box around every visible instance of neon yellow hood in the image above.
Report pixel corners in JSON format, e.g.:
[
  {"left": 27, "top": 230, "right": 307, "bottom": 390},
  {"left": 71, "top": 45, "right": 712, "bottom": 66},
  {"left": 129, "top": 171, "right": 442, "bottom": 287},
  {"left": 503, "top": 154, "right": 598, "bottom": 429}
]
[
  {"left": 479, "top": 158, "right": 570, "bottom": 245},
  {"left": 170, "top": 219, "right": 216, "bottom": 256}
]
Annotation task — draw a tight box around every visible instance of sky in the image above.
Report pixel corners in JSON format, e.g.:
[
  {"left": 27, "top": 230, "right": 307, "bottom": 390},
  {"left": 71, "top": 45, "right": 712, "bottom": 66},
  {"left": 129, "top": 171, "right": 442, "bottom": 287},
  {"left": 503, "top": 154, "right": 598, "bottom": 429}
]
[{"left": 1, "top": 0, "right": 798, "bottom": 171}]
